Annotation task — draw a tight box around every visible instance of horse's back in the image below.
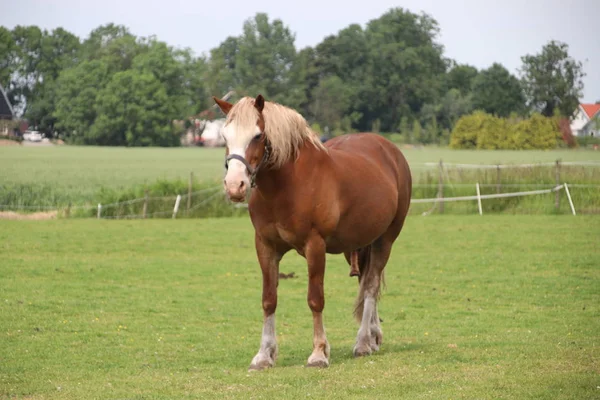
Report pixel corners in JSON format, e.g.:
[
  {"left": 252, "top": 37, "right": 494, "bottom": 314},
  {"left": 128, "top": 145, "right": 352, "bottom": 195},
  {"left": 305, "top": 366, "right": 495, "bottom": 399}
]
[{"left": 325, "top": 133, "right": 411, "bottom": 191}]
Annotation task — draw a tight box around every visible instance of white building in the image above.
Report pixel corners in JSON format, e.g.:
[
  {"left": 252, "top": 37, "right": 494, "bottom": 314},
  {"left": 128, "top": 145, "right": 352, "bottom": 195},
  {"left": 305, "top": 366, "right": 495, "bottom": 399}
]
[{"left": 570, "top": 103, "right": 600, "bottom": 137}]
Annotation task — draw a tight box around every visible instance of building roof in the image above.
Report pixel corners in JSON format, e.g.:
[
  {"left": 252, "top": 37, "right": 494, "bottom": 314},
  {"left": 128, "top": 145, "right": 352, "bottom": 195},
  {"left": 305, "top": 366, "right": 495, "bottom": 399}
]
[
  {"left": 581, "top": 103, "right": 600, "bottom": 120},
  {"left": 0, "top": 83, "right": 14, "bottom": 119}
]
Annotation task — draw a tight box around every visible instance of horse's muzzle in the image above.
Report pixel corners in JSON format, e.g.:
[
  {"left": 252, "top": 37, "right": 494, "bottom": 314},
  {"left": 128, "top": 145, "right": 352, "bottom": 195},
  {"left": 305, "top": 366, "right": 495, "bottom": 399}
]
[{"left": 224, "top": 179, "right": 248, "bottom": 203}]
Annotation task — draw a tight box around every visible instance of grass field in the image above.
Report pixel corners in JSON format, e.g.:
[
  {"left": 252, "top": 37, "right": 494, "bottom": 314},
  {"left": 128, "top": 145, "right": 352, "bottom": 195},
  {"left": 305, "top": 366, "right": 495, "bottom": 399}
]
[
  {"left": 1, "top": 215, "right": 598, "bottom": 399},
  {"left": 2, "top": 145, "right": 600, "bottom": 212},
  {"left": 2, "top": 145, "right": 599, "bottom": 193}
]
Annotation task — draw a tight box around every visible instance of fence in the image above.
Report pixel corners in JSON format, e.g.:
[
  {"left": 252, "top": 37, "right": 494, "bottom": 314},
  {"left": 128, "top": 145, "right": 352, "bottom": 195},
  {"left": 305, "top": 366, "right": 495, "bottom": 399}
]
[{"left": 1, "top": 160, "right": 599, "bottom": 218}]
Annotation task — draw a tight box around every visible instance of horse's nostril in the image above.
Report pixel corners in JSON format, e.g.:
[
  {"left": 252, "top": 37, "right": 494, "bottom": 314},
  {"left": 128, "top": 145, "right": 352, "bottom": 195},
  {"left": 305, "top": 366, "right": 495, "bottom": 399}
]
[{"left": 239, "top": 181, "right": 246, "bottom": 191}]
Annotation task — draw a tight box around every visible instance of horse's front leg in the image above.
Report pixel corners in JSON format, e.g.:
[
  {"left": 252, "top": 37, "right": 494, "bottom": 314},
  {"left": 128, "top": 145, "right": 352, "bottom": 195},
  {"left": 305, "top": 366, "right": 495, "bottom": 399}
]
[
  {"left": 249, "top": 233, "right": 282, "bottom": 371},
  {"left": 305, "top": 234, "right": 330, "bottom": 367}
]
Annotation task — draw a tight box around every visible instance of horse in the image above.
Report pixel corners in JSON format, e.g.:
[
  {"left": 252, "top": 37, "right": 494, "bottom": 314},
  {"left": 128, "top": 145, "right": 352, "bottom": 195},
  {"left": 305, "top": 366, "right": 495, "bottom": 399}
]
[{"left": 213, "top": 94, "right": 412, "bottom": 370}]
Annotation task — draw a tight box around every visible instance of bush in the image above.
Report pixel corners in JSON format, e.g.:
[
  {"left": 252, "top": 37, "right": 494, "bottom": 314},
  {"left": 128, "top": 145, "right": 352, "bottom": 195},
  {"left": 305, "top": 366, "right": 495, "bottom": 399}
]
[
  {"left": 450, "top": 111, "right": 563, "bottom": 150},
  {"left": 511, "top": 113, "right": 562, "bottom": 150},
  {"left": 449, "top": 111, "right": 487, "bottom": 149}
]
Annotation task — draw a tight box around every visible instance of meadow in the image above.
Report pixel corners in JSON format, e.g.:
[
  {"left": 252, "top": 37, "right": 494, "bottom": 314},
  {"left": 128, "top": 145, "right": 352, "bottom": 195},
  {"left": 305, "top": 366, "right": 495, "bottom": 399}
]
[
  {"left": 1, "top": 145, "right": 599, "bottom": 215},
  {"left": 1, "top": 215, "right": 598, "bottom": 399}
]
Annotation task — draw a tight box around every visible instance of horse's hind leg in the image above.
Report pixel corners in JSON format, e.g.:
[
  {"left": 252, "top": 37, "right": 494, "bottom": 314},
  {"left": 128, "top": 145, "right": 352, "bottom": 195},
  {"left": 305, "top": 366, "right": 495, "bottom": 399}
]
[{"left": 353, "top": 238, "right": 392, "bottom": 357}]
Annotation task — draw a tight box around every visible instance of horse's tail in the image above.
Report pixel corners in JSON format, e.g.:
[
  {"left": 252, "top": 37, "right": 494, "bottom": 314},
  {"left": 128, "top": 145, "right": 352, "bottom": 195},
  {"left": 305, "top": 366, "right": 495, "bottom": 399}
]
[{"left": 353, "top": 245, "right": 382, "bottom": 322}]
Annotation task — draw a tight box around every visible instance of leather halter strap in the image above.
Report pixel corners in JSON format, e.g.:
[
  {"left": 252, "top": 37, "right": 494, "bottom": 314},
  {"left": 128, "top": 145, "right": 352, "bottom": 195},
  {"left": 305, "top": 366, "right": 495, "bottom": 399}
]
[{"left": 224, "top": 138, "right": 271, "bottom": 188}]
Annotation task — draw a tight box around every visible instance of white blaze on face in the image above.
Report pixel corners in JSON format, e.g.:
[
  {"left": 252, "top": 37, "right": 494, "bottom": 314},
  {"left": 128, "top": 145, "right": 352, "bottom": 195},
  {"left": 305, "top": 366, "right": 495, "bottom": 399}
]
[{"left": 222, "top": 121, "right": 261, "bottom": 197}]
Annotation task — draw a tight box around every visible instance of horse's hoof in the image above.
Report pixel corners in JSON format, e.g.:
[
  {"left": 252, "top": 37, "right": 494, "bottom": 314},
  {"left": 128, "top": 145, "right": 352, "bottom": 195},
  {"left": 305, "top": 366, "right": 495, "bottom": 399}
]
[
  {"left": 353, "top": 345, "right": 372, "bottom": 358},
  {"left": 248, "top": 359, "right": 274, "bottom": 371},
  {"left": 306, "top": 359, "right": 329, "bottom": 368}
]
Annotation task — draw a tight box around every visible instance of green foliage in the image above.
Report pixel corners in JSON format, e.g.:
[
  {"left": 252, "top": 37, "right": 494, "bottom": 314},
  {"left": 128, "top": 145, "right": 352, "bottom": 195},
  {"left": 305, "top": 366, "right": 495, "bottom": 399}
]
[
  {"left": 451, "top": 111, "right": 562, "bottom": 150},
  {"left": 91, "top": 71, "right": 177, "bottom": 146},
  {"left": 411, "top": 119, "right": 423, "bottom": 144},
  {"left": 310, "top": 122, "right": 323, "bottom": 135},
  {"left": 443, "top": 62, "right": 478, "bottom": 95},
  {"left": 471, "top": 63, "right": 526, "bottom": 117},
  {"left": 371, "top": 119, "right": 381, "bottom": 133},
  {"left": 520, "top": 40, "right": 586, "bottom": 117},
  {"left": 511, "top": 113, "right": 563, "bottom": 150},
  {"left": 309, "top": 75, "right": 353, "bottom": 131},
  {"left": 4, "top": 14, "right": 590, "bottom": 147}
]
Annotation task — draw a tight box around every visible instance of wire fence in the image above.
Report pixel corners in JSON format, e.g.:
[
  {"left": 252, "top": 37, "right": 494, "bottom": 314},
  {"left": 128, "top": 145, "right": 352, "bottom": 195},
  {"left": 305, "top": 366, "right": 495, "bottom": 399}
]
[{"left": 1, "top": 160, "right": 599, "bottom": 218}]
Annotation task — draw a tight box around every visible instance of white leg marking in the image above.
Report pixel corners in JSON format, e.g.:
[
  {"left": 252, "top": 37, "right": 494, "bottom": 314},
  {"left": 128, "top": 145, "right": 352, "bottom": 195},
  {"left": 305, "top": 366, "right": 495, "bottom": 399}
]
[
  {"left": 249, "top": 314, "right": 277, "bottom": 371},
  {"left": 354, "top": 296, "right": 376, "bottom": 357}
]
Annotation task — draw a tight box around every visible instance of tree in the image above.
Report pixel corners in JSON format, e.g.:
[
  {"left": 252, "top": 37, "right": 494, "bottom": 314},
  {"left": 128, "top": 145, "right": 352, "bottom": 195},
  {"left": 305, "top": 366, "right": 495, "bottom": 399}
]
[
  {"left": 519, "top": 40, "right": 585, "bottom": 117},
  {"left": 471, "top": 63, "right": 526, "bottom": 117},
  {"left": 359, "top": 8, "right": 447, "bottom": 131},
  {"left": 91, "top": 70, "right": 177, "bottom": 146},
  {"left": 309, "top": 75, "right": 353, "bottom": 130},
  {"left": 443, "top": 62, "right": 478, "bottom": 95},
  {"left": 205, "top": 36, "right": 239, "bottom": 98},
  {"left": 0, "top": 27, "right": 17, "bottom": 96},
  {"left": 234, "top": 13, "right": 300, "bottom": 107},
  {"left": 53, "top": 60, "right": 110, "bottom": 141}
]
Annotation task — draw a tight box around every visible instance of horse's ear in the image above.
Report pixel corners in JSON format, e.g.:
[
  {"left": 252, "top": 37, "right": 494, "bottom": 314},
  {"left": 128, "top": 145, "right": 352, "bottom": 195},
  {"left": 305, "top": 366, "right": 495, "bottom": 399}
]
[
  {"left": 213, "top": 96, "right": 233, "bottom": 115},
  {"left": 254, "top": 94, "right": 265, "bottom": 113}
]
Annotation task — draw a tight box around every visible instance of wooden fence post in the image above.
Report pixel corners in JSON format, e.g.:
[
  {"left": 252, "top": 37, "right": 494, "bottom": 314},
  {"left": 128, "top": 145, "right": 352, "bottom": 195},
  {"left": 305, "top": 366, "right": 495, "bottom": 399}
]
[
  {"left": 555, "top": 159, "right": 561, "bottom": 211},
  {"left": 65, "top": 202, "right": 71, "bottom": 218},
  {"left": 142, "top": 190, "right": 149, "bottom": 219},
  {"left": 187, "top": 171, "right": 193, "bottom": 211},
  {"left": 496, "top": 165, "right": 501, "bottom": 194},
  {"left": 438, "top": 159, "right": 444, "bottom": 214},
  {"left": 97, "top": 203, "right": 102, "bottom": 219}
]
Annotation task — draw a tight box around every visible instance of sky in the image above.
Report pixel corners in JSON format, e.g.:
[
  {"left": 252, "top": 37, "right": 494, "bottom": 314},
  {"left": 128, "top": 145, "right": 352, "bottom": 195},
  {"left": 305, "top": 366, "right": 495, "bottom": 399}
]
[{"left": 2, "top": 0, "right": 599, "bottom": 103}]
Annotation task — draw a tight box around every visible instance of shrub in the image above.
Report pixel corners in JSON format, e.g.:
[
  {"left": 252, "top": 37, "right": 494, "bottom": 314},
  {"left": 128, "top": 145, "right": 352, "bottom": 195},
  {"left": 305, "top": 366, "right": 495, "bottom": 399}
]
[
  {"left": 449, "top": 111, "right": 487, "bottom": 149},
  {"left": 450, "top": 111, "right": 563, "bottom": 150}
]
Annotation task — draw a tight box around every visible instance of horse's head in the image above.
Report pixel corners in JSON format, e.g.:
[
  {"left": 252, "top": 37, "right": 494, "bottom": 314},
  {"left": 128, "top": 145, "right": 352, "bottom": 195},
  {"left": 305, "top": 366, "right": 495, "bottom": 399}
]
[{"left": 213, "top": 94, "right": 269, "bottom": 203}]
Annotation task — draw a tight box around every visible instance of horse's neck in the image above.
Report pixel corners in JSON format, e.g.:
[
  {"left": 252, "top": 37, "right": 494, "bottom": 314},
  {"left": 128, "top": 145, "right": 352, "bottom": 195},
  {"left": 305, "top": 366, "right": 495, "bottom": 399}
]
[{"left": 255, "top": 141, "right": 325, "bottom": 200}]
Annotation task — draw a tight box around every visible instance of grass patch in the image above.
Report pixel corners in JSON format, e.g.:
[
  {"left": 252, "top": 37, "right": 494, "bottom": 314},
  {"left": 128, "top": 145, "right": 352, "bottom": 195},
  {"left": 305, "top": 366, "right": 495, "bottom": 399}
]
[
  {"left": 1, "top": 215, "right": 598, "bottom": 399},
  {"left": 1, "top": 145, "right": 599, "bottom": 214}
]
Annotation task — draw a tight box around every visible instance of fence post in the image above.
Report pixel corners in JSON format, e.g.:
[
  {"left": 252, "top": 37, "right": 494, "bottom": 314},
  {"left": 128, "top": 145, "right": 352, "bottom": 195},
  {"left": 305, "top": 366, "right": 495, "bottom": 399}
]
[
  {"left": 142, "top": 190, "right": 149, "bottom": 219},
  {"left": 496, "top": 165, "right": 501, "bottom": 194},
  {"left": 172, "top": 195, "right": 182, "bottom": 219},
  {"left": 476, "top": 183, "right": 483, "bottom": 215},
  {"left": 555, "top": 159, "right": 561, "bottom": 211},
  {"left": 187, "top": 171, "right": 193, "bottom": 211},
  {"left": 564, "top": 182, "right": 576, "bottom": 216},
  {"left": 97, "top": 203, "right": 102, "bottom": 219},
  {"left": 65, "top": 202, "right": 71, "bottom": 218},
  {"left": 438, "top": 159, "right": 444, "bottom": 214}
]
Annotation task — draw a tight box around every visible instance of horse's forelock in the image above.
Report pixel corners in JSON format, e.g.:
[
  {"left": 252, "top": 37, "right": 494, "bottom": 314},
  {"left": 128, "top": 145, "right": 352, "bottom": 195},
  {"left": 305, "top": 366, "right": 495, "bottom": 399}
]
[{"left": 229, "top": 97, "right": 325, "bottom": 168}]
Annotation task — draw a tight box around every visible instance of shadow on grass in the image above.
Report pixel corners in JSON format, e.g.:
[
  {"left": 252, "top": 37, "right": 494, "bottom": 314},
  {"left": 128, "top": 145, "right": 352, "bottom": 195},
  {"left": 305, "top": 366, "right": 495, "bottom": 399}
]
[{"left": 270, "top": 339, "right": 429, "bottom": 369}]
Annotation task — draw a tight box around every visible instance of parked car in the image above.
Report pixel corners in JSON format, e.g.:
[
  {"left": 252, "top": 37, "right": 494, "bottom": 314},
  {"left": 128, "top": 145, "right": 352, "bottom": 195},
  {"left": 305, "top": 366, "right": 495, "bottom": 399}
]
[{"left": 23, "top": 130, "right": 44, "bottom": 142}]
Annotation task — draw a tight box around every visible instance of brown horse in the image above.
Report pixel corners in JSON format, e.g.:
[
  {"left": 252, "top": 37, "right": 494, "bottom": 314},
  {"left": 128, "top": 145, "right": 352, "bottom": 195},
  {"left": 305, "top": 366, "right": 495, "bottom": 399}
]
[{"left": 213, "top": 94, "right": 412, "bottom": 370}]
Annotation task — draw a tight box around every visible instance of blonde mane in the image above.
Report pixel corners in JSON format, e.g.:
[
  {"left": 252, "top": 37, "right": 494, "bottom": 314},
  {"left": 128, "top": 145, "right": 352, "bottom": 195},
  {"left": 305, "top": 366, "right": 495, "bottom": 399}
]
[{"left": 226, "top": 97, "right": 326, "bottom": 168}]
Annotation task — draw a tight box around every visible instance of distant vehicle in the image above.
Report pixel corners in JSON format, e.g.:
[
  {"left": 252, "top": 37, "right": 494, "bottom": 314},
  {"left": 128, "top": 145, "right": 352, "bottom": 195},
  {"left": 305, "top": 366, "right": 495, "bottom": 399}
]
[{"left": 23, "top": 130, "right": 44, "bottom": 142}]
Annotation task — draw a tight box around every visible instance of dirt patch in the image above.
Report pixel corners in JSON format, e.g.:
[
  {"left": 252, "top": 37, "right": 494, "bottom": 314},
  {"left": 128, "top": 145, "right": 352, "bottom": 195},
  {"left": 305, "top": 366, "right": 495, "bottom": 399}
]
[
  {"left": 0, "top": 211, "right": 58, "bottom": 220},
  {"left": 0, "top": 139, "right": 21, "bottom": 146}
]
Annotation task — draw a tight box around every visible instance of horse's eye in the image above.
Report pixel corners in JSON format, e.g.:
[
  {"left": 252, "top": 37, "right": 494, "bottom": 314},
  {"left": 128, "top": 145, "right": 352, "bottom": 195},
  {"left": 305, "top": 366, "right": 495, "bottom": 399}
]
[{"left": 253, "top": 134, "right": 262, "bottom": 140}]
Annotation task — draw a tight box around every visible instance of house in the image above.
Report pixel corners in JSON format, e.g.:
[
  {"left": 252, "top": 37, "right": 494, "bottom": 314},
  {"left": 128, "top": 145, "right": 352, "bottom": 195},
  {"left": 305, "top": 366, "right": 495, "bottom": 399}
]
[{"left": 570, "top": 103, "right": 600, "bottom": 137}]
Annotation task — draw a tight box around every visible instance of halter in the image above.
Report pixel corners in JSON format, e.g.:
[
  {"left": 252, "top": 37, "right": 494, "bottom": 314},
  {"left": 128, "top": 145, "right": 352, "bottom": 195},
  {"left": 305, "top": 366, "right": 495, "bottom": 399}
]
[{"left": 224, "top": 137, "right": 272, "bottom": 188}]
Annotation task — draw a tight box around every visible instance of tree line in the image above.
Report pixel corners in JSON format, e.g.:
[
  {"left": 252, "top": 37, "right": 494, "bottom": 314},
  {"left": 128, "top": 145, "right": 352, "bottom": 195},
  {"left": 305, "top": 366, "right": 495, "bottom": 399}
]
[{"left": 0, "top": 8, "right": 587, "bottom": 146}]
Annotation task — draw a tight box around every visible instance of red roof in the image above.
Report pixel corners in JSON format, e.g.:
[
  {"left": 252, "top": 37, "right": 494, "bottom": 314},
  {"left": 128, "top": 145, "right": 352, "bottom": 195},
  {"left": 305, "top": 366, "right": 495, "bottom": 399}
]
[{"left": 581, "top": 103, "right": 600, "bottom": 119}]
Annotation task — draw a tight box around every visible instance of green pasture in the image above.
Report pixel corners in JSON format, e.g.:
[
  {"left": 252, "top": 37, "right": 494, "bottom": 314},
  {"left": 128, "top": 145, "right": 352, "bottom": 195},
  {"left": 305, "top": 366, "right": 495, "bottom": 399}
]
[
  {"left": 1, "top": 215, "right": 598, "bottom": 399},
  {"left": 1, "top": 145, "right": 599, "bottom": 212}
]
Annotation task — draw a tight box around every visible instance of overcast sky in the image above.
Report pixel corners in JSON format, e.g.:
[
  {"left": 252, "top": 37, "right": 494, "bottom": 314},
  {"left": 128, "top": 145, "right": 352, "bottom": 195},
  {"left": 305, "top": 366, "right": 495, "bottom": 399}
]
[{"left": 2, "top": 0, "right": 599, "bottom": 103}]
